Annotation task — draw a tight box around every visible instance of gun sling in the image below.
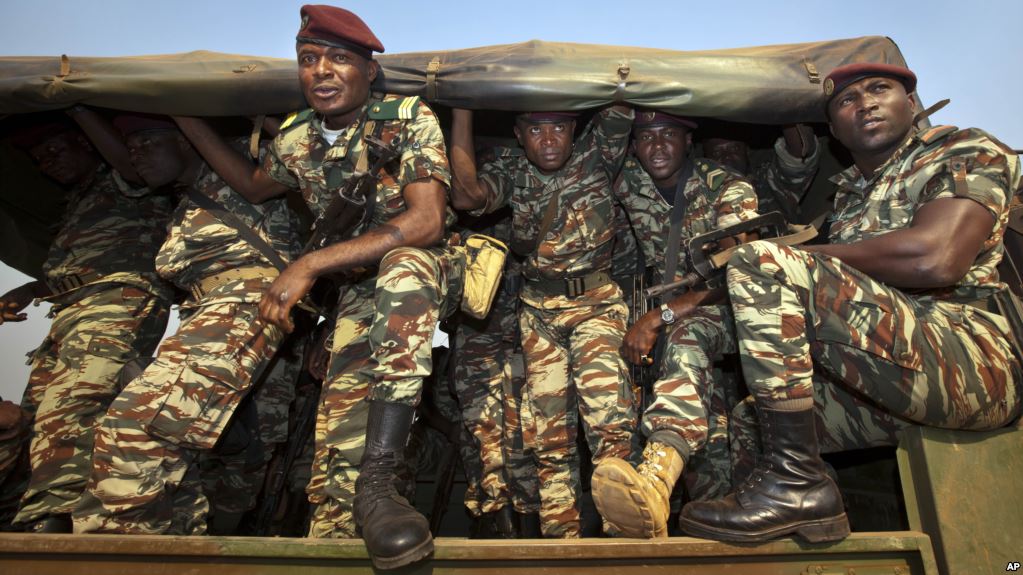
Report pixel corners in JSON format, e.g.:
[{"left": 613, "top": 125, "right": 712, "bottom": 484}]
[
  {"left": 661, "top": 159, "right": 697, "bottom": 289},
  {"left": 184, "top": 186, "right": 290, "bottom": 273}
]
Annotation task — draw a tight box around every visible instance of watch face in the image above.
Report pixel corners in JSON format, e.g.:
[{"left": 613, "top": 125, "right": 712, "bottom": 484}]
[{"left": 661, "top": 306, "right": 674, "bottom": 324}]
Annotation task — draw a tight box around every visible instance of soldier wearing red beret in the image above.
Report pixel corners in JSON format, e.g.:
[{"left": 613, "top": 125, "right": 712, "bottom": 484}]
[
  {"left": 449, "top": 96, "right": 640, "bottom": 538},
  {"left": 679, "top": 62, "right": 1021, "bottom": 543},
  {"left": 171, "top": 5, "right": 462, "bottom": 569}
]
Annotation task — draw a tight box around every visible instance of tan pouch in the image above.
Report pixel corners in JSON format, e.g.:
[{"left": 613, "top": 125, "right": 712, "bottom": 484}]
[{"left": 461, "top": 233, "right": 509, "bottom": 319}]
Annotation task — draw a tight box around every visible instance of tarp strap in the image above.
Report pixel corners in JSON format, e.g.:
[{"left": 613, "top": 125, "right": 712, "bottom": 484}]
[
  {"left": 59, "top": 54, "right": 71, "bottom": 78},
  {"left": 803, "top": 59, "right": 820, "bottom": 84},
  {"left": 249, "top": 115, "right": 264, "bottom": 160},
  {"left": 615, "top": 61, "right": 630, "bottom": 101},
  {"left": 426, "top": 57, "right": 441, "bottom": 101}
]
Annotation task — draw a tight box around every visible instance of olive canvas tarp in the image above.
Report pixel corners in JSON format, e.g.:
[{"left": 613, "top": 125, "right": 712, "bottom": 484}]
[
  {"left": 0, "top": 35, "right": 908, "bottom": 278},
  {"left": 0, "top": 36, "right": 905, "bottom": 120}
]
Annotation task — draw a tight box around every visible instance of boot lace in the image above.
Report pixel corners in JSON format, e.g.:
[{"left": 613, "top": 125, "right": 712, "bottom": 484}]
[{"left": 358, "top": 451, "right": 402, "bottom": 500}]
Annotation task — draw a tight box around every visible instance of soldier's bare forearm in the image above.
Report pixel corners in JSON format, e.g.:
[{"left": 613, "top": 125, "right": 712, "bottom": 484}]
[
  {"left": 802, "top": 197, "right": 995, "bottom": 288},
  {"left": 67, "top": 106, "right": 141, "bottom": 184},
  {"left": 173, "top": 115, "right": 287, "bottom": 203},
  {"left": 449, "top": 108, "right": 487, "bottom": 211}
]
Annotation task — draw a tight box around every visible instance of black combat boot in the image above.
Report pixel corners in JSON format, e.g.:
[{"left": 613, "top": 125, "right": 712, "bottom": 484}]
[
  {"left": 679, "top": 406, "right": 850, "bottom": 543},
  {"left": 27, "top": 513, "right": 72, "bottom": 533},
  {"left": 354, "top": 401, "right": 433, "bottom": 570},
  {"left": 475, "top": 505, "right": 518, "bottom": 539}
]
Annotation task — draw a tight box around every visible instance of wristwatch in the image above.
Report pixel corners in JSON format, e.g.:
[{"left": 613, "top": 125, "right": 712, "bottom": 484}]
[{"left": 660, "top": 303, "right": 676, "bottom": 325}]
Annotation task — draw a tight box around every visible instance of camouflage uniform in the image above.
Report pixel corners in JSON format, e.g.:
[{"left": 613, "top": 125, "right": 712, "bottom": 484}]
[
  {"left": 200, "top": 336, "right": 305, "bottom": 534},
  {"left": 15, "top": 166, "right": 174, "bottom": 527},
  {"left": 614, "top": 157, "right": 757, "bottom": 500},
  {"left": 262, "top": 93, "right": 463, "bottom": 538},
  {"left": 473, "top": 107, "right": 637, "bottom": 538},
  {"left": 451, "top": 212, "right": 540, "bottom": 519},
  {"left": 748, "top": 136, "right": 821, "bottom": 222},
  {"left": 725, "top": 126, "right": 1021, "bottom": 467},
  {"left": 73, "top": 155, "right": 302, "bottom": 534}
]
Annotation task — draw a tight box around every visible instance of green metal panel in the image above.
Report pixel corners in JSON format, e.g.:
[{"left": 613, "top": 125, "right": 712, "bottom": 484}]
[
  {"left": 0, "top": 532, "right": 938, "bottom": 575},
  {"left": 896, "top": 422, "right": 1023, "bottom": 575}
]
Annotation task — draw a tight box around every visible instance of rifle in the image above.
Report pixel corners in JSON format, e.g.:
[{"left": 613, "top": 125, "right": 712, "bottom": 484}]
[
  {"left": 303, "top": 135, "right": 400, "bottom": 254},
  {"left": 628, "top": 267, "right": 658, "bottom": 407},
  {"left": 297, "top": 134, "right": 401, "bottom": 315},
  {"left": 253, "top": 369, "right": 320, "bottom": 536},
  {"left": 644, "top": 212, "right": 816, "bottom": 300}
]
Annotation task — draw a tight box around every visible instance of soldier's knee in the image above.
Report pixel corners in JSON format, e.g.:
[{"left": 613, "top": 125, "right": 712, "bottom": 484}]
[{"left": 379, "top": 246, "right": 429, "bottom": 270}]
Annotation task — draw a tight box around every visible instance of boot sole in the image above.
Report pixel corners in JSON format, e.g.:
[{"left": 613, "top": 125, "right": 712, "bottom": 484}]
[
  {"left": 679, "top": 512, "right": 851, "bottom": 544},
  {"left": 591, "top": 459, "right": 667, "bottom": 539},
  {"left": 369, "top": 536, "right": 435, "bottom": 570}
]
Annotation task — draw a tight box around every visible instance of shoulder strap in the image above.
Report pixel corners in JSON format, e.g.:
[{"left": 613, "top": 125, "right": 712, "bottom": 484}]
[
  {"left": 535, "top": 176, "right": 563, "bottom": 251},
  {"left": 662, "top": 159, "right": 698, "bottom": 285},
  {"left": 184, "top": 187, "right": 289, "bottom": 272}
]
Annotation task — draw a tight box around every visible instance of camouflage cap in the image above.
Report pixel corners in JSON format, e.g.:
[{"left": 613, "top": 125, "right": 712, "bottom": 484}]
[
  {"left": 634, "top": 110, "right": 698, "bottom": 131},
  {"left": 516, "top": 111, "right": 579, "bottom": 124},
  {"left": 823, "top": 63, "right": 917, "bottom": 101},
  {"left": 112, "top": 113, "right": 177, "bottom": 137},
  {"left": 297, "top": 5, "right": 384, "bottom": 58}
]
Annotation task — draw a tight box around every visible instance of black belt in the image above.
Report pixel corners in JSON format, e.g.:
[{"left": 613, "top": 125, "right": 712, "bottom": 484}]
[{"left": 527, "top": 270, "right": 612, "bottom": 298}]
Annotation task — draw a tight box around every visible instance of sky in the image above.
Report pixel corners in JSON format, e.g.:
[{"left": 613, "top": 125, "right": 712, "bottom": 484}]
[{"left": 1, "top": 0, "right": 1021, "bottom": 402}]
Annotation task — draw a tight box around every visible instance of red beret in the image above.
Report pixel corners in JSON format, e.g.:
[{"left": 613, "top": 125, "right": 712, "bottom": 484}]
[
  {"left": 824, "top": 63, "right": 917, "bottom": 101},
  {"left": 297, "top": 5, "right": 384, "bottom": 58},
  {"left": 112, "top": 113, "right": 177, "bottom": 137},
  {"left": 10, "top": 121, "right": 76, "bottom": 150},
  {"left": 634, "top": 110, "right": 698, "bottom": 131},
  {"left": 517, "top": 111, "right": 579, "bottom": 124}
]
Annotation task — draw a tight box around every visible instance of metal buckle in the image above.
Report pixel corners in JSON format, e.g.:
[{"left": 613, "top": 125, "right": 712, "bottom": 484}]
[{"left": 566, "top": 276, "right": 585, "bottom": 298}]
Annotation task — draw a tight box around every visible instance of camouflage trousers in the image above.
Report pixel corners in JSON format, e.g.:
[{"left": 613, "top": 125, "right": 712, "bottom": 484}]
[
  {"left": 200, "top": 338, "right": 302, "bottom": 533},
  {"left": 520, "top": 283, "right": 637, "bottom": 538},
  {"left": 725, "top": 241, "right": 1021, "bottom": 459},
  {"left": 642, "top": 304, "right": 740, "bottom": 502},
  {"left": 15, "top": 284, "right": 169, "bottom": 526},
  {"left": 73, "top": 297, "right": 285, "bottom": 534},
  {"left": 307, "top": 246, "right": 464, "bottom": 538},
  {"left": 452, "top": 285, "right": 539, "bottom": 517}
]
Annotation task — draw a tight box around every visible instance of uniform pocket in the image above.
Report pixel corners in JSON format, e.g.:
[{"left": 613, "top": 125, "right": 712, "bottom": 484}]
[
  {"left": 816, "top": 295, "right": 922, "bottom": 371},
  {"left": 144, "top": 348, "right": 252, "bottom": 450}
]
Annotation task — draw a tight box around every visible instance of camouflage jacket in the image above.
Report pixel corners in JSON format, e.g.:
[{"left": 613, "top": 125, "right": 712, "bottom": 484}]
[
  {"left": 829, "top": 125, "right": 1021, "bottom": 303},
  {"left": 749, "top": 136, "right": 821, "bottom": 222},
  {"left": 43, "top": 164, "right": 174, "bottom": 300},
  {"left": 263, "top": 92, "right": 454, "bottom": 240},
  {"left": 614, "top": 156, "right": 759, "bottom": 285},
  {"left": 157, "top": 141, "right": 302, "bottom": 304},
  {"left": 475, "top": 106, "right": 634, "bottom": 283}
]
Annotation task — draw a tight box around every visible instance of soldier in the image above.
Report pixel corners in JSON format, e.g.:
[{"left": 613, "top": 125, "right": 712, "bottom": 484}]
[
  {"left": 72, "top": 114, "right": 301, "bottom": 535},
  {"left": 680, "top": 63, "right": 1021, "bottom": 543},
  {"left": 449, "top": 105, "right": 637, "bottom": 538},
  {"left": 591, "top": 111, "right": 759, "bottom": 538},
  {"left": 702, "top": 124, "right": 820, "bottom": 222},
  {"left": 173, "top": 6, "right": 463, "bottom": 568},
  {"left": 0, "top": 117, "right": 174, "bottom": 533},
  {"left": 450, "top": 210, "right": 540, "bottom": 537}
]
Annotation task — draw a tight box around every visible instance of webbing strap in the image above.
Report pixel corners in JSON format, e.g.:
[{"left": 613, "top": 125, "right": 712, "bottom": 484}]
[
  {"left": 185, "top": 187, "right": 289, "bottom": 272},
  {"left": 661, "top": 160, "right": 697, "bottom": 285}
]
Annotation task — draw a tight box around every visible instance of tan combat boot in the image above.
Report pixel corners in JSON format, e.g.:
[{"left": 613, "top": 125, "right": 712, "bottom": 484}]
[{"left": 591, "top": 441, "right": 684, "bottom": 538}]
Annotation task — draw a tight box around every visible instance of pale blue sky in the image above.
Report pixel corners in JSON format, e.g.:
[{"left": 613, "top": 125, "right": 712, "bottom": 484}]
[{"left": 1, "top": 0, "right": 1021, "bottom": 401}]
